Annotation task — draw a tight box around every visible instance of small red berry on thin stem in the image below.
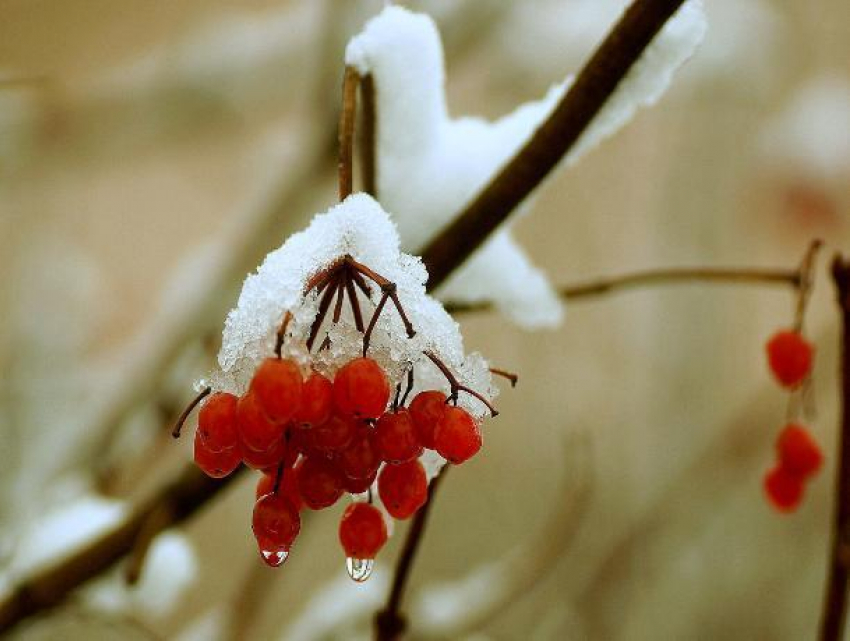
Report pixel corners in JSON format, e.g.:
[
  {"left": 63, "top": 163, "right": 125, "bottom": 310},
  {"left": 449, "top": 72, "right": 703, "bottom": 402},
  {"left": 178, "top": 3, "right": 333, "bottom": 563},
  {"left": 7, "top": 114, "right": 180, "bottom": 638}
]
[
  {"left": 434, "top": 406, "right": 482, "bottom": 464},
  {"left": 294, "top": 372, "right": 334, "bottom": 428},
  {"left": 766, "top": 330, "right": 814, "bottom": 389},
  {"left": 339, "top": 502, "right": 388, "bottom": 561},
  {"left": 309, "top": 413, "right": 359, "bottom": 454},
  {"left": 776, "top": 423, "right": 823, "bottom": 478},
  {"left": 338, "top": 427, "right": 382, "bottom": 481},
  {"left": 409, "top": 390, "right": 447, "bottom": 450},
  {"left": 764, "top": 464, "right": 805, "bottom": 513},
  {"left": 193, "top": 429, "right": 241, "bottom": 478},
  {"left": 253, "top": 493, "right": 301, "bottom": 566},
  {"left": 375, "top": 409, "right": 423, "bottom": 463},
  {"left": 334, "top": 357, "right": 391, "bottom": 419},
  {"left": 298, "top": 454, "right": 344, "bottom": 510},
  {"left": 237, "top": 392, "right": 286, "bottom": 453},
  {"left": 378, "top": 459, "right": 428, "bottom": 520},
  {"left": 252, "top": 357, "right": 303, "bottom": 423},
  {"left": 197, "top": 392, "right": 239, "bottom": 453}
]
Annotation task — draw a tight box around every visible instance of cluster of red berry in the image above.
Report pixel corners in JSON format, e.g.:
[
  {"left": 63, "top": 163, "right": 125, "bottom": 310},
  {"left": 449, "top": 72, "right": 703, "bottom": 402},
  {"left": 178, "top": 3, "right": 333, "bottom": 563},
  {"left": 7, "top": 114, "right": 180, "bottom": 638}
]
[
  {"left": 763, "top": 329, "right": 823, "bottom": 512},
  {"left": 191, "top": 353, "right": 484, "bottom": 577}
]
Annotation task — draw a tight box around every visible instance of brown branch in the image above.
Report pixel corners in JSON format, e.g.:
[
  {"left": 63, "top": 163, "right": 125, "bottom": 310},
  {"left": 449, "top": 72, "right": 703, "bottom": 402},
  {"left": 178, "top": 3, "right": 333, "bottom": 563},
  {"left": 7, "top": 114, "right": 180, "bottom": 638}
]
[
  {"left": 376, "top": 470, "right": 448, "bottom": 641},
  {"left": 819, "top": 255, "right": 850, "bottom": 640},
  {"left": 419, "top": 0, "right": 688, "bottom": 288},
  {"left": 443, "top": 266, "right": 801, "bottom": 314},
  {"left": 795, "top": 239, "right": 823, "bottom": 332},
  {"left": 0, "top": 466, "right": 239, "bottom": 632},
  {"left": 339, "top": 66, "right": 360, "bottom": 201},
  {"left": 124, "top": 503, "right": 175, "bottom": 585}
]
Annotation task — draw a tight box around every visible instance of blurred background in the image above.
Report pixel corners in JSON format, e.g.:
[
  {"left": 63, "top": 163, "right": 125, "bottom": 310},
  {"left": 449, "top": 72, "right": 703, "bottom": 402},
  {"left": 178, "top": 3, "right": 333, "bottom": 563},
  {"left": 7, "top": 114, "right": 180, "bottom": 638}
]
[{"left": 2, "top": 0, "right": 850, "bottom": 639}]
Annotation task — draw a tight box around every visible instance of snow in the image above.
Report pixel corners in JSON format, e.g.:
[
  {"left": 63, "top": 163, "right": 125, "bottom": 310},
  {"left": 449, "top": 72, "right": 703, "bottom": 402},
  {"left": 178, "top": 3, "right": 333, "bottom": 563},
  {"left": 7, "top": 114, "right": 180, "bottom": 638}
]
[
  {"left": 761, "top": 73, "right": 850, "bottom": 181},
  {"left": 345, "top": 3, "right": 705, "bottom": 328},
  {"left": 10, "top": 488, "right": 127, "bottom": 577},
  {"left": 207, "top": 194, "right": 497, "bottom": 499},
  {"left": 82, "top": 532, "right": 198, "bottom": 618}
]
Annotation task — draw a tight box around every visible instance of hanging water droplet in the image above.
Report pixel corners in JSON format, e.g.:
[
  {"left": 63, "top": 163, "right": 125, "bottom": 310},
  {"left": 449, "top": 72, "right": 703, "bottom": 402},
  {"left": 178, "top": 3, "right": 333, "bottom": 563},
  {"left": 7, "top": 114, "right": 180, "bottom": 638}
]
[
  {"left": 261, "top": 549, "right": 289, "bottom": 567},
  {"left": 346, "top": 557, "right": 374, "bottom": 582}
]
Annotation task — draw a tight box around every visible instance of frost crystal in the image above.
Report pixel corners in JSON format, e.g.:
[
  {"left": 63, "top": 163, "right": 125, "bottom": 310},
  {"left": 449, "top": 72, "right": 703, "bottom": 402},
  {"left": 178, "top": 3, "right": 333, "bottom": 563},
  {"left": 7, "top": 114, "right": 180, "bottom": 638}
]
[
  {"left": 345, "top": 4, "right": 706, "bottom": 328},
  {"left": 208, "top": 193, "right": 496, "bottom": 485}
]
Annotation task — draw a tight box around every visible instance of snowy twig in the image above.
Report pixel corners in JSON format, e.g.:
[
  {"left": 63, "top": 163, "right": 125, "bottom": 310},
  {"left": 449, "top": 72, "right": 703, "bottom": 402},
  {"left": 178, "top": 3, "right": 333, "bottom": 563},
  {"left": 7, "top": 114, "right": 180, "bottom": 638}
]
[
  {"left": 819, "top": 255, "right": 850, "bottom": 641},
  {"left": 443, "top": 266, "right": 802, "bottom": 313},
  {"left": 378, "top": 1, "right": 694, "bottom": 635},
  {"left": 412, "top": 433, "right": 591, "bottom": 639},
  {"left": 419, "top": 0, "right": 690, "bottom": 288},
  {"left": 0, "top": 466, "right": 233, "bottom": 632}
]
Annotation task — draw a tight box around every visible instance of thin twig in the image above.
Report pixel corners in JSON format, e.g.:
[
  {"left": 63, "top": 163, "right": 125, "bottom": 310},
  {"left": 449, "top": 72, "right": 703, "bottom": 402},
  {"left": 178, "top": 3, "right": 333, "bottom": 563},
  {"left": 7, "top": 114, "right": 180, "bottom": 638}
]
[
  {"left": 339, "top": 66, "right": 360, "bottom": 201},
  {"left": 819, "top": 255, "right": 850, "bottom": 640},
  {"left": 376, "top": 471, "right": 448, "bottom": 641},
  {"left": 444, "top": 266, "right": 801, "bottom": 314},
  {"left": 489, "top": 367, "right": 518, "bottom": 388},
  {"left": 419, "top": 0, "right": 688, "bottom": 288}
]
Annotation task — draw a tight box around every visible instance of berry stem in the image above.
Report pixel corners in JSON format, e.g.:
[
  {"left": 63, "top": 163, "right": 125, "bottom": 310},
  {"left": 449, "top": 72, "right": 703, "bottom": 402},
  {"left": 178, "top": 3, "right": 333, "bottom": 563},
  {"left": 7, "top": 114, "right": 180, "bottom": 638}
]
[
  {"left": 423, "top": 351, "right": 499, "bottom": 417},
  {"left": 362, "top": 289, "right": 390, "bottom": 357},
  {"left": 818, "top": 255, "right": 850, "bottom": 640},
  {"left": 274, "top": 311, "right": 293, "bottom": 359},
  {"left": 794, "top": 239, "right": 823, "bottom": 333},
  {"left": 171, "top": 387, "right": 211, "bottom": 439},
  {"left": 345, "top": 273, "right": 366, "bottom": 332}
]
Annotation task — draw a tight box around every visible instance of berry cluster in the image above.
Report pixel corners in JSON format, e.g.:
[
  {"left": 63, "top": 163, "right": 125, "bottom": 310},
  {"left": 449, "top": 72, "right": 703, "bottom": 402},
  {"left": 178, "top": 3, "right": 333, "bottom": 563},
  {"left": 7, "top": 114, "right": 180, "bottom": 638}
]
[
  {"left": 177, "top": 254, "right": 500, "bottom": 581},
  {"left": 763, "top": 329, "right": 823, "bottom": 512}
]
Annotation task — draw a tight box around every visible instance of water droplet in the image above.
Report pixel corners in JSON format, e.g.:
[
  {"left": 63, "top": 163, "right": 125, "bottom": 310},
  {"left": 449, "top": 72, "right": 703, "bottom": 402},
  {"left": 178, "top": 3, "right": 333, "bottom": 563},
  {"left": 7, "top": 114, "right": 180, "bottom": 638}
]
[
  {"left": 261, "top": 549, "right": 289, "bottom": 567},
  {"left": 346, "top": 557, "right": 374, "bottom": 582}
]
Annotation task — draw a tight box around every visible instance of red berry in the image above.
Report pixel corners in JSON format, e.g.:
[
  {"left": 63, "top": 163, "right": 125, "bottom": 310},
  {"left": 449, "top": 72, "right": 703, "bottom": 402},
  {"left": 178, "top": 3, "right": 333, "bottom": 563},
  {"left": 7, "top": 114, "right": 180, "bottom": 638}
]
[
  {"left": 294, "top": 372, "right": 334, "bottom": 428},
  {"left": 297, "top": 455, "right": 344, "bottom": 509},
  {"left": 344, "top": 470, "right": 378, "bottom": 494},
  {"left": 237, "top": 392, "right": 286, "bottom": 453},
  {"left": 375, "top": 409, "right": 423, "bottom": 463},
  {"left": 777, "top": 424, "right": 823, "bottom": 478},
  {"left": 253, "top": 493, "right": 301, "bottom": 554},
  {"left": 197, "top": 392, "right": 239, "bottom": 452},
  {"left": 339, "top": 503, "right": 388, "bottom": 560},
  {"left": 251, "top": 357, "right": 303, "bottom": 423},
  {"left": 309, "top": 413, "right": 358, "bottom": 454},
  {"left": 256, "top": 466, "right": 304, "bottom": 511},
  {"left": 378, "top": 459, "right": 427, "bottom": 519},
  {"left": 766, "top": 330, "right": 813, "bottom": 388},
  {"left": 338, "top": 427, "right": 382, "bottom": 481},
  {"left": 409, "top": 391, "right": 447, "bottom": 449},
  {"left": 241, "top": 434, "right": 287, "bottom": 470},
  {"left": 434, "top": 406, "right": 482, "bottom": 464},
  {"left": 764, "top": 464, "right": 805, "bottom": 513},
  {"left": 194, "top": 429, "right": 241, "bottom": 478},
  {"left": 256, "top": 471, "right": 274, "bottom": 498},
  {"left": 333, "top": 357, "right": 390, "bottom": 419}
]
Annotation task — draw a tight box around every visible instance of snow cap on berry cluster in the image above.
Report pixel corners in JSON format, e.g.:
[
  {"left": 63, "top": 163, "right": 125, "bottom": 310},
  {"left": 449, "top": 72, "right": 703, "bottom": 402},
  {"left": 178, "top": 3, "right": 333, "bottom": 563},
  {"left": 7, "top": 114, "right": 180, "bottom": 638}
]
[
  {"left": 344, "top": 4, "right": 706, "bottom": 329},
  {"left": 207, "top": 194, "right": 496, "bottom": 478}
]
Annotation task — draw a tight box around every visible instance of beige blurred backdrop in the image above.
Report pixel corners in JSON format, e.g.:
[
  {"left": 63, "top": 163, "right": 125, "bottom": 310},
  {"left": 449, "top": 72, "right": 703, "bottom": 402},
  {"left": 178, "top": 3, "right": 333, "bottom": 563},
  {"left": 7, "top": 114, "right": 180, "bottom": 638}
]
[{"left": 2, "top": 0, "right": 850, "bottom": 639}]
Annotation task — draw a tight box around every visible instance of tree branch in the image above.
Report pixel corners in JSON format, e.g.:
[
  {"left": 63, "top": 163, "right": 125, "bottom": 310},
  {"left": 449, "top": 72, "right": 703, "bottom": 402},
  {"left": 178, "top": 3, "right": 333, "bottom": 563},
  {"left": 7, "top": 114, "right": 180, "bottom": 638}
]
[
  {"left": 419, "top": 0, "right": 687, "bottom": 288},
  {"left": 819, "top": 255, "right": 850, "bottom": 640},
  {"left": 0, "top": 467, "right": 237, "bottom": 632},
  {"left": 444, "top": 266, "right": 801, "bottom": 314}
]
